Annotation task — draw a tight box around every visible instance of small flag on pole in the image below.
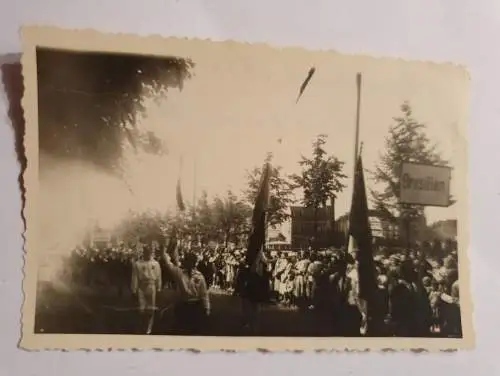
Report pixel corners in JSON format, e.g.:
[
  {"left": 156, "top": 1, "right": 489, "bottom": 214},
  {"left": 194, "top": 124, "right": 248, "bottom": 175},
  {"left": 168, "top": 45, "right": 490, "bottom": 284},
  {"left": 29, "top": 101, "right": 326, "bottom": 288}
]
[
  {"left": 176, "top": 156, "right": 186, "bottom": 212},
  {"left": 296, "top": 67, "right": 316, "bottom": 103},
  {"left": 176, "top": 178, "right": 185, "bottom": 212}
]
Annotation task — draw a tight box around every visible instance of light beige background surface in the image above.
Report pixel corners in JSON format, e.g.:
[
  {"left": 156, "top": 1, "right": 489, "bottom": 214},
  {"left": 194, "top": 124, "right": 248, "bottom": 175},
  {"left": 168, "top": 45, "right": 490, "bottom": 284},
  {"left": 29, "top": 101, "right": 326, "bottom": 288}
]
[
  {"left": 4, "top": 1, "right": 499, "bottom": 374},
  {"left": 20, "top": 26, "right": 472, "bottom": 351}
]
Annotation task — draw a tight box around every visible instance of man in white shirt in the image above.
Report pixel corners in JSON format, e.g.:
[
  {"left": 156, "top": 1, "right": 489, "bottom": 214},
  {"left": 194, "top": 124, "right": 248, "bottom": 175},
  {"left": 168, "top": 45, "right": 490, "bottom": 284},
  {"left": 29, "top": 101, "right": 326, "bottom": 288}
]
[
  {"left": 162, "top": 248, "right": 210, "bottom": 335},
  {"left": 131, "top": 245, "right": 162, "bottom": 334}
]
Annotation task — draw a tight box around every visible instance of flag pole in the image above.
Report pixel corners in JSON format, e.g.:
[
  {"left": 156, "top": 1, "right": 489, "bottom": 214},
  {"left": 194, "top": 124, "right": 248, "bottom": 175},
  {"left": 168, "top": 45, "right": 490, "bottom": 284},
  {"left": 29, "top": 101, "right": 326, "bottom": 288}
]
[
  {"left": 192, "top": 157, "right": 197, "bottom": 210},
  {"left": 347, "top": 73, "right": 363, "bottom": 251},
  {"left": 354, "top": 73, "right": 362, "bottom": 171},
  {"left": 192, "top": 156, "right": 198, "bottom": 245},
  {"left": 178, "top": 155, "right": 184, "bottom": 244}
]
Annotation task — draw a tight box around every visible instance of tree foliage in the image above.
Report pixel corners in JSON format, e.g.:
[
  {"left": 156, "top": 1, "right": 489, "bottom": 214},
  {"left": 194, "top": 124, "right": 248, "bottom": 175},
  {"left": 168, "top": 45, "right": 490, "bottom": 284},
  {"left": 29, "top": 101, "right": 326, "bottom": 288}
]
[
  {"left": 213, "top": 190, "right": 252, "bottom": 246},
  {"left": 244, "top": 153, "right": 295, "bottom": 228},
  {"left": 37, "top": 48, "right": 195, "bottom": 171},
  {"left": 371, "top": 102, "right": 452, "bottom": 224},
  {"left": 113, "top": 190, "right": 252, "bottom": 247},
  {"left": 114, "top": 210, "right": 166, "bottom": 245},
  {"left": 191, "top": 190, "right": 216, "bottom": 242},
  {"left": 290, "top": 134, "right": 347, "bottom": 208}
]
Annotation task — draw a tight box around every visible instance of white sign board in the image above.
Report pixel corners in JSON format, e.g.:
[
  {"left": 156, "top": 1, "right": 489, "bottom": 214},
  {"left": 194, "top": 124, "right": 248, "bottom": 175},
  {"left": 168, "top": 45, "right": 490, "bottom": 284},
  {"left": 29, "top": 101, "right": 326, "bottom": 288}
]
[{"left": 399, "top": 162, "right": 451, "bottom": 207}]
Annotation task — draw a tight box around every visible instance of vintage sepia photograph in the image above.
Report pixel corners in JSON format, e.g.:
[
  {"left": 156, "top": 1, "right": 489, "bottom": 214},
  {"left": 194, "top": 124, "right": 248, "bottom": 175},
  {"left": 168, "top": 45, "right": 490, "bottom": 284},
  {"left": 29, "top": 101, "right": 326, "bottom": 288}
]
[{"left": 20, "top": 27, "right": 472, "bottom": 350}]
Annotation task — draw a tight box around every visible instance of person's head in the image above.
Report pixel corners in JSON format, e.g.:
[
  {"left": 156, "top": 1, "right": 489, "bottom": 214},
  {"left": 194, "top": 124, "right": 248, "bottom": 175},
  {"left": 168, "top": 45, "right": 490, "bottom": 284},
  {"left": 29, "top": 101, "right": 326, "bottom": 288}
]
[
  {"left": 334, "top": 256, "right": 347, "bottom": 273},
  {"left": 422, "top": 276, "right": 431, "bottom": 288},
  {"left": 444, "top": 257, "right": 457, "bottom": 270},
  {"left": 343, "top": 252, "right": 354, "bottom": 265},
  {"left": 182, "top": 252, "right": 198, "bottom": 273},
  {"left": 399, "top": 260, "right": 416, "bottom": 282},
  {"left": 377, "top": 274, "right": 389, "bottom": 289},
  {"left": 446, "top": 269, "right": 459, "bottom": 286},
  {"left": 143, "top": 246, "right": 153, "bottom": 260}
]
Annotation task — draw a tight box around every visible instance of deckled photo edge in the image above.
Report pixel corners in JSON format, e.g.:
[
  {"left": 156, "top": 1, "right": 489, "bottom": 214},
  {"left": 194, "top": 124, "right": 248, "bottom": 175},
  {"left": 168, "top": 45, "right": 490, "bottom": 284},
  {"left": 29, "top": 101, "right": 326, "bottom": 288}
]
[
  {"left": 18, "top": 25, "right": 474, "bottom": 352},
  {"left": 19, "top": 26, "right": 39, "bottom": 351}
]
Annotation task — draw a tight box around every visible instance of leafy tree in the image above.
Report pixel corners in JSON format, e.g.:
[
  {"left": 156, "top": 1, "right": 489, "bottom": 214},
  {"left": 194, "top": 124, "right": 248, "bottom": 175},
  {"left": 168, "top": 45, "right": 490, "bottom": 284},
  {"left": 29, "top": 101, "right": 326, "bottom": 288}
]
[
  {"left": 37, "top": 48, "right": 195, "bottom": 172},
  {"left": 114, "top": 210, "right": 165, "bottom": 245},
  {"left": 244, "top": 153, "right": 295, "bottom": 228},
  {"left": 370, "top": 102, "right": 452, "bottom": 244},
  {"left": 192, "top": 190, "right": 217, "bottom": 245},
  {"left": 290, "top": 134, "right": 347, "bottom": 244},
  {"left": 213, "top": 190, "right": 252, "bottom": 246}
]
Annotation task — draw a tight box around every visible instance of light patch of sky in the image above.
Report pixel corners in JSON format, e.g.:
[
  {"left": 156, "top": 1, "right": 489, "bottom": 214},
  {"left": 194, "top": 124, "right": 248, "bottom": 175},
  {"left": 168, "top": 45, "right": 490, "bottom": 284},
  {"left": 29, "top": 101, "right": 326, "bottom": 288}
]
[{"left": 131, "top": 44, "right": 466, "bottom": 226}]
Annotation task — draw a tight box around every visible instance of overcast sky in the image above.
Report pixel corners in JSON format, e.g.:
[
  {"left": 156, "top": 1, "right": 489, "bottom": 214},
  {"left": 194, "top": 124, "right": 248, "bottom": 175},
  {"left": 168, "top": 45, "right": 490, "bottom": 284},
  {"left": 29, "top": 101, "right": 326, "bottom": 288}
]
[
  {"left": 127, "top": 42, "right": 467, "bottom": 226},
  {"left": 38, "top": 42, "right": 469, "bottom": 256}
]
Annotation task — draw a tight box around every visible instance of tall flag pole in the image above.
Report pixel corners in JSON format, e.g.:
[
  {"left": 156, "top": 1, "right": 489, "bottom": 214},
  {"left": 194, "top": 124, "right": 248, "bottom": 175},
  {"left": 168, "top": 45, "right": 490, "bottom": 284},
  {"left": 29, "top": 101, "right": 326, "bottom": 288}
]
[
  {"left": 354, "top": 72, "right": 362, "bottom": 178},
  {"left": 192, "top": 156, "right": 197, "bottom": 212},
  {"left": 347, "top": 73, "right": 363, "bottom": 249},
  {"left": 192, "top": 156, "right": 199, "bottom": 246},
  {"left": 346, "top": 72, "right": 377, "bottom": 334}
]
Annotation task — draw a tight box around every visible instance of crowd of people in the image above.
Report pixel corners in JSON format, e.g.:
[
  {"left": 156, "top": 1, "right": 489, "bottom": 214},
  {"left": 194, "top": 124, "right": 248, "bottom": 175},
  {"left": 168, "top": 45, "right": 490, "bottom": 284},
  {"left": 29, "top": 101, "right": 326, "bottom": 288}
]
[
  {"left": 262, "top": 244, "right": 461, "bottom": 337},
  {"left": 58, "top": 238, "right": 461, "bottom": 338},
  {"left": 65, "top": 242, "right": 248, "bottom": 295}
]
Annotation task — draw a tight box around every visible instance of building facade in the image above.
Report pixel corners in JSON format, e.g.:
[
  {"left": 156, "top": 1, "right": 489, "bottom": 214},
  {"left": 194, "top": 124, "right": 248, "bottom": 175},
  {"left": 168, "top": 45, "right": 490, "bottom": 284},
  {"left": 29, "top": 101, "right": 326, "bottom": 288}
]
[
  {"left": 290, "top": 205, "right": 336, "bottom": 250},
  {"left": 335, "top": 210, "right": 400, "bottom": 247},
  {"left": 429, "top": 219, "right": 457, "bottom": 241}
]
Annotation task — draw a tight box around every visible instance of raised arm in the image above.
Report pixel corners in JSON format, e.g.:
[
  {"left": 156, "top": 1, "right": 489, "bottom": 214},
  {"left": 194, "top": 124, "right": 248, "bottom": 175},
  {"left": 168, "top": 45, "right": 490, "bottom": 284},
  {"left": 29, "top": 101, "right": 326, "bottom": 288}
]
[
  {"left": 162, "top": 247, "right": 184, "bottom": 283},
  {"left": 155, "top": 262, "right": 162, "bottom": 292},
  {"left": 162, "top": 250, "right": 177, "bottom": 271},
  {"left": 198, "top": 276, "right": 211, "bottom": 315},
  {"left": 131, "top": 261, "right": 138, "bottom": 294}
]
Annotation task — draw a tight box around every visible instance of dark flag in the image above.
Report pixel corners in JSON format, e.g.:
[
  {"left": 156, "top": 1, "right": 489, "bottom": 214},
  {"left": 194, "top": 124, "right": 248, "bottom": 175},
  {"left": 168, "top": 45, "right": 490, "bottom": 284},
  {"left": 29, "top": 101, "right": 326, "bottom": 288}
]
[
  {"left": 296, "top": 67, "right": 316, "bottom": 103},
  {"left": 348, "top": 154, "right": 376, "bottom": 301},
  {"left": 245, "top": 162, "right": 271, "bottom": 268},
  {"left": 176, "top": 177, "right": 186, "bottom": 212},
  {"left": 237, "top": 162, "right": 272, "bottom": 305}
]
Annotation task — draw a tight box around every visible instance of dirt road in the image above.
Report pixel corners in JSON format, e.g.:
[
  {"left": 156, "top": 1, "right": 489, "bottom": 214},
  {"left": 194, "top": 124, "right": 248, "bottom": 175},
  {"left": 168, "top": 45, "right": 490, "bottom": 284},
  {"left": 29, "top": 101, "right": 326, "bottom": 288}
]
[{"left": 33, "top": 283, "right": 336, "bottom": 337}]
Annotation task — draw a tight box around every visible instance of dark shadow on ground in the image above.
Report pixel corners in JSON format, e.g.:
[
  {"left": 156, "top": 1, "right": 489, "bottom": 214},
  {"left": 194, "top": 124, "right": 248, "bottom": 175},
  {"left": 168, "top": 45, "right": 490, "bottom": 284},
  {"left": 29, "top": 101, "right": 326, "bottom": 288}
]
[{"left": 34, "top": 283, "right": 345, "bottom": 337}]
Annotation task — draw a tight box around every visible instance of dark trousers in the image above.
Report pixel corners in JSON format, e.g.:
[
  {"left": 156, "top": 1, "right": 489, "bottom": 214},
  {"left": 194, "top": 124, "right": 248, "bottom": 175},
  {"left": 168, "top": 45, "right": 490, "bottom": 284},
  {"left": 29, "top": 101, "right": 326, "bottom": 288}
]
[
  {"left": 174, "top": 301, "right": 207, "bottom": 335},
  {"left": 333, "top": 304, "right": 362, "bottom": 336}
]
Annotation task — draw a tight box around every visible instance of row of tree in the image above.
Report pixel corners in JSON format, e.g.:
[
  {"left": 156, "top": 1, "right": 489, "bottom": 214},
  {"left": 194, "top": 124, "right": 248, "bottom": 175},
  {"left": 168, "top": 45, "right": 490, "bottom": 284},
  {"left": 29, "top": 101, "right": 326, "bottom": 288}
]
[
  {"left": 245, "top": 102, "right": 452, "bottom": 243},
  {"left": 111, "top": 102, "right": 452, "bottom": 247}
]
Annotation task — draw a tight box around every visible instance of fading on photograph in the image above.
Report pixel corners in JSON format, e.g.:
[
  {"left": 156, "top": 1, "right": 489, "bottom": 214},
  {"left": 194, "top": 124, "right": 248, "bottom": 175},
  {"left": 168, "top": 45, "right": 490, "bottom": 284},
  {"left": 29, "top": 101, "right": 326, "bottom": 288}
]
[{"left": 29, "top": 37, "right": 466, "bottom": 343}]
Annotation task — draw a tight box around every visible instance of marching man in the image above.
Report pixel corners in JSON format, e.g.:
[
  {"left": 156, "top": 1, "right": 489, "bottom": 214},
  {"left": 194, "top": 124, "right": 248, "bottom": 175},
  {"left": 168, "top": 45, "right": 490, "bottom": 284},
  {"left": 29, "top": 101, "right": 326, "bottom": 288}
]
[
  {"left": 162, "top": 245, "right": 211, "bottom": 335},
  {"left": 131, "top": 245, "right": 162, "bottom": 334}
]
